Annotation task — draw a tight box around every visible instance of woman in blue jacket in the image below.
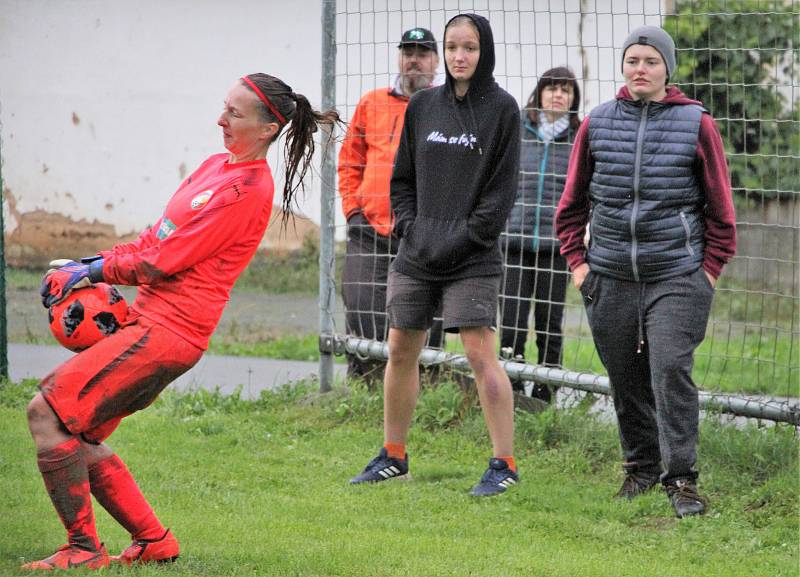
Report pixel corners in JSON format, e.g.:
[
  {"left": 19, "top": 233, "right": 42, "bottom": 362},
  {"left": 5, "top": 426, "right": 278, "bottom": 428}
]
[{"left": 500, "top": 67, "right": 581, "bottom": 402}]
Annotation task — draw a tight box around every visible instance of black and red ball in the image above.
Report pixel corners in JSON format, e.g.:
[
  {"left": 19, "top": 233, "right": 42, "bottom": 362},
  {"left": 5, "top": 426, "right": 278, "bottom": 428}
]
[{"left": 48, "top": 283, "right": 128, "bottom": 352}]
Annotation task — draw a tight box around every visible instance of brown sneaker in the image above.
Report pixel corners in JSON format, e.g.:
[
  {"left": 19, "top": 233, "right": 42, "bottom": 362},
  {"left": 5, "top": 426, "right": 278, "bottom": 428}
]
[
  {"left": 665, "top": 479, "right": 707, "bottom": 518},
  {"left": 614, "top": 462, "right": 660, "bottom": 500}
]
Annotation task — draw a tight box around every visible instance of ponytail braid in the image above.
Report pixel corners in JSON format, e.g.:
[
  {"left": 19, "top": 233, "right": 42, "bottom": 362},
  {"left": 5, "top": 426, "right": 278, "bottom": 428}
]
[
  {"left": 241, "top": 74, "right": 342, "bottom": 227},
  {"left": 280, "top": 92, "right": 341, "bottom": 227}
]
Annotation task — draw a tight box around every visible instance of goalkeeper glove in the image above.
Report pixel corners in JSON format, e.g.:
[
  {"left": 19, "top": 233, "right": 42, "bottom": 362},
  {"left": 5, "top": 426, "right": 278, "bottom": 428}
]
[{"left": 40, "top": 258, "right": 105, "bottom": 308}]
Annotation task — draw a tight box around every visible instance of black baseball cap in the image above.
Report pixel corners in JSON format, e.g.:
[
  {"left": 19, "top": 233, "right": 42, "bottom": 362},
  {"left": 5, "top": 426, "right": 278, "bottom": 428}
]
[{"left": 398, "top": 27, "right": 437, "bottom": 53}]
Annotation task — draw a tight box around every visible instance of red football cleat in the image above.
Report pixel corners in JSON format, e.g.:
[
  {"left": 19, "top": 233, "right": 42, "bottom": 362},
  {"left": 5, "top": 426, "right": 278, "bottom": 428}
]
[
  {"left": 21, "top": 543, "right": 109, "bottom": 571},
  {"left": 111, "top": 529, "right": 180, "bottom": 565}
]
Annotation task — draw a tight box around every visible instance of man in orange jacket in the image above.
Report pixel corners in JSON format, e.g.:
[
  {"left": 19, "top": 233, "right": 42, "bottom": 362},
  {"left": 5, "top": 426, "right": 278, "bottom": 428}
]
[{"left": 339, "top": 28, "right": 441, "bottom": 384}]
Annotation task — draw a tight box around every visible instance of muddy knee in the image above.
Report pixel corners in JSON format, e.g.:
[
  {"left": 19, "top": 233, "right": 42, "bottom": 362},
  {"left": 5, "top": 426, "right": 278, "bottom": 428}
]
[
  {"left": 27, "top": 393, "right": 69, "bottom": 441},
  {"left": 27, "top": 394, "right": 56, "bottom": 426}
]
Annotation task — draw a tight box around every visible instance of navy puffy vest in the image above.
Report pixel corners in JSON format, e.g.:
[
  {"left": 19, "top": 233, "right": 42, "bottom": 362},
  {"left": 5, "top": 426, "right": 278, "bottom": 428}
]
[
  {"left": 587, "top": 98, "right": 706, "bottom": 282},
  {"left": 504, "top": 114, "right": 574, "bottom": 253}
]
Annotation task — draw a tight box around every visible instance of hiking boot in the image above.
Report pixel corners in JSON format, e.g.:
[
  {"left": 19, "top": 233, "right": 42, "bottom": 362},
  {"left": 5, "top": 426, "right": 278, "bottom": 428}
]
[
  {"left": 665, "top": 478, "right": 707, "bottom": 518},
  {"left": 21, "top": 543, "right": 109, "bottom": 571},
  {"left": 349, "top": 448, "right": 409, "bottom": 484},
  {"left": 614, "top": 462, "right": 660, "bottom": 500},
  {"left": 470, "top": 458, "right": 519, "bottom": 497},
  {"left": 111, "top": 528, "right": 179, "bottom": 565}
]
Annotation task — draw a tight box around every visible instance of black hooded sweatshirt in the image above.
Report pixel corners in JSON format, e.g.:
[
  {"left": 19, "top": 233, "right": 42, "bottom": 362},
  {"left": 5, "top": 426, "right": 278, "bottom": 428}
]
[{"left": 390, "top": 13, "right": 520, "bottom": 281}]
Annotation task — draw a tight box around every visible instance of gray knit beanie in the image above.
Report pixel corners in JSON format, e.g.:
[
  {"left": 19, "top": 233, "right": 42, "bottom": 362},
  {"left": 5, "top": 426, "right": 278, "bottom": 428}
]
[{"left": 621, "top": 25, "right": 676, "bottom": 80}]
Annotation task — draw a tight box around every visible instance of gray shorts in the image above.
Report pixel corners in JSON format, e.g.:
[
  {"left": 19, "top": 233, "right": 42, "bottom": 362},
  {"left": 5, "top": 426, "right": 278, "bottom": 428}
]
[{"left": 386, "top": 270, "right": 500, "bottom": 333}]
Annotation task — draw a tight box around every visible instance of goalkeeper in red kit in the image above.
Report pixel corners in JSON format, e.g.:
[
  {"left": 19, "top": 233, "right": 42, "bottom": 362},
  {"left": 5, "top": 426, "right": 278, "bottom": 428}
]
[{"left": 24, "top": 74, "right": 340, "bottom": 571}]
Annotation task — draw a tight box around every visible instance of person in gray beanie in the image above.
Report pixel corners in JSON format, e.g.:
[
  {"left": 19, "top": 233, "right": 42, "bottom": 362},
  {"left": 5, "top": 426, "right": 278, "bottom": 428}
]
[
  {"left": 621, "top": 25, "right": 677, "bottom": 81},
  {"left": 556, "top": 25, "right": 737, "bottom": 518}
]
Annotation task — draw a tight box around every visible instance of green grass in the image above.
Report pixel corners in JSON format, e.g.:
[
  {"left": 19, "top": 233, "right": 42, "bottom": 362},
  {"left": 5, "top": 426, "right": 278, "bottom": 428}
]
[
  {"left": 0, "top": 379, "right": 796, "bottom": 577},
  {"left": 204, "top": 327, "right": 796, "bottom": 397},
  {"left": 208, "top": 333, "right": 323, "bottom": 362},
  {"left": 233, "top": 238, "right": 344, "bottom": 295},
  {"left": 4, "top": 267, "right": 42, "bottom": 290},
  {"left": 6, "top": 259, "right": 797, "bottom": 397},
  {"left": 555, "top": 334, "right": 799, "bottom": 397},
  {"left": 182, "top": 260, "right": 800, "bottom": 399},
  {"left": 3, "top": 241, "right": 340, "bottom": 296}
]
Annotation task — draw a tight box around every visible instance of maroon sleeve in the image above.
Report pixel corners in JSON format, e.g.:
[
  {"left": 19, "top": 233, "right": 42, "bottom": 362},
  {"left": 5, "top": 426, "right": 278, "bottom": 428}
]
[
  {"left": 555, "top": 118, "right": 594, "bottom": 271},
  {"left": 696, "top": 113, "right": 737, "bottom": 279}
]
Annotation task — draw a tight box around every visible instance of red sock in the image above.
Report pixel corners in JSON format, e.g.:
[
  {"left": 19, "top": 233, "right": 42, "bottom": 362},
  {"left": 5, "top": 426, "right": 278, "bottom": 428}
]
[
  {"left": 497, "top": 455, "right": 517, "bottom": 472},
  {"left": 37, "top": 437, "right": 100, "bottom": 551},
  {"left": 88, "top": 454, "right": 165, "bottom": 541},
  {"left": 383, "top": 442, "right": 406, "bottom": 460}
]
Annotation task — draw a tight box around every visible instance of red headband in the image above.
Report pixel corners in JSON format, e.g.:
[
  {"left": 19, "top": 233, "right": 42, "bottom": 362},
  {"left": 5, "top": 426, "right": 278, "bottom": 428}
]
[{"left": 241, "top": 76, "right": 288, "bottom": 125}]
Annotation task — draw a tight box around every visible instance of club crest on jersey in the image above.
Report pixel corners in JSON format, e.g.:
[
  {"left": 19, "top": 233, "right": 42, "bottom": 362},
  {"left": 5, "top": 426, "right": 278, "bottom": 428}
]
[
  {"left": 190, "top": 189, "right": 214, "bottom": 210},
  {"left": 156, "top": 218, "right": 177, "bottom": 240}
]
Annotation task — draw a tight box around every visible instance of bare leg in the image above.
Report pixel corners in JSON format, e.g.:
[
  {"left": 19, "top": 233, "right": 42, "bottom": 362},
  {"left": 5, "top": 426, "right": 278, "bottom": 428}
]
[
  {"left": 27, "top": 394, "right": 114, "bottom": 468},
  {"left": 27, "top": 393, "right": 71, "bottom": 452},
  {"left": 383, "top": 328, "right": 428, "bottom": 444},
  {"left": 461, "top": 327, "right": 515, "bottom": 456}
]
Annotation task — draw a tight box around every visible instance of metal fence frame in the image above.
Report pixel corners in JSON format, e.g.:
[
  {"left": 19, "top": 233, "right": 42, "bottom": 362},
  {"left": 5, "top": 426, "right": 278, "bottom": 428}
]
[{"left": 317, "top": 0, "right": 799, "bottom": 426}]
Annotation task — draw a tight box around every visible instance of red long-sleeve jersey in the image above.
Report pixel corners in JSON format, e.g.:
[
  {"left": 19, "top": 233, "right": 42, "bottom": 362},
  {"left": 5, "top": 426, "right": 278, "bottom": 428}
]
[{"left": 99, "top": 153, "right": 274, "bottom": 349}]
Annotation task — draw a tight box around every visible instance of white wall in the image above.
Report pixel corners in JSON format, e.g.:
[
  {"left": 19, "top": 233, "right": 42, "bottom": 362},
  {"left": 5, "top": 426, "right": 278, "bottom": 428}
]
[
  {"left": 0, "top": 0, "right": 324, "bottom": 236},
  {"left": 0, "top": 0, "right": 668, "bottom": 244}
]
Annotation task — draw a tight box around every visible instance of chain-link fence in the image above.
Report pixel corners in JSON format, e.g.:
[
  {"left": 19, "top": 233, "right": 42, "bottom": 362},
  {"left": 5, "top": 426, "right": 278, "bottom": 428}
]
[{"left": 318, "top": 0, "right": 799, "bottom": 425}]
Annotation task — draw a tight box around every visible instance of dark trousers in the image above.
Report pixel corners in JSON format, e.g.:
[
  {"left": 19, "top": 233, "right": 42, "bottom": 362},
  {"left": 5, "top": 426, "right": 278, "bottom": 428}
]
[
  {"left": 499, "top": 248, "right": 568, "bottom": 366},
  {"left": 581, "top": 267, "right": 714, "bottom": 482},
  {"left": 342, "top": 212, "right": 443, "bottom": 382}
]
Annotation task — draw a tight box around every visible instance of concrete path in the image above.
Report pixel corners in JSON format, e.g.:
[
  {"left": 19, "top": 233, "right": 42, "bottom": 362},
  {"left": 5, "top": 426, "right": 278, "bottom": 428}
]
[
  {"left": 8, "top": 343, "right": 345, "bottom": 400},
  {"left": 9, "top": 343, "right": 794, "bottom": 425}
]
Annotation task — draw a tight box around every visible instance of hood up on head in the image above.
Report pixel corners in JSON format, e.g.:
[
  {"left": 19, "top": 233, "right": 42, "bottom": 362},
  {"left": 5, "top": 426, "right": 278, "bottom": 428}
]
[{"left": 443, "top": 13, "right": 496, "bottom": 98}]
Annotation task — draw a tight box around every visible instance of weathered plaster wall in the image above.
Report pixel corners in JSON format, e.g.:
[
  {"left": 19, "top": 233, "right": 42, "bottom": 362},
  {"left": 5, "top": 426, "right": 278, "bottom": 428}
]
[
  {"left": 0, "top": 0, "right": 324, "bottom": 266},
  {"left": 0, "top": 0, "right": 674, "bottom": 267}
]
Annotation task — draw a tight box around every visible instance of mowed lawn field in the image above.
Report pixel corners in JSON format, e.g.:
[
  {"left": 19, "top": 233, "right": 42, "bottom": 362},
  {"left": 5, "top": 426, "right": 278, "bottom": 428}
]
[{"left": 0, "top": 380, "right": 796, "bottom": 577}]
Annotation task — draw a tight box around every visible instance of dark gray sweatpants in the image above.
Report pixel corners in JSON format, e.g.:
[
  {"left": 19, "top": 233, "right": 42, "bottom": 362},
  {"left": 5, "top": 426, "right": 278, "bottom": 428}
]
[{"left": 581, "top": 267, "right": 715, "bottom": 483}]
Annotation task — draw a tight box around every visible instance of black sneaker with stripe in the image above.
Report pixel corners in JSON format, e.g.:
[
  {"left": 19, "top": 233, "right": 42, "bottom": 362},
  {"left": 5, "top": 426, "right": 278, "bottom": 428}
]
[
  {"left": 349, "top": 448, "right": 409, "bottom": 484},
  {"left": 470, "top": 458, "right": 519, "bottom": 496}
]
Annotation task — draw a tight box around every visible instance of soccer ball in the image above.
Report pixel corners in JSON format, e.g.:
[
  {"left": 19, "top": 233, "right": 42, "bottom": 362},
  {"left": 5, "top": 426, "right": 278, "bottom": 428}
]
[{"left": 48, "top": 283, "right": 128, "bottom": 352}]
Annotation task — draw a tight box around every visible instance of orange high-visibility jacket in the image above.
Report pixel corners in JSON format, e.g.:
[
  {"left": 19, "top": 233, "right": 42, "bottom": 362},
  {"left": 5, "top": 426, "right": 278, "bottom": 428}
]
[{"left": 338, "top": 87, "right": 409, "bottom": 237}]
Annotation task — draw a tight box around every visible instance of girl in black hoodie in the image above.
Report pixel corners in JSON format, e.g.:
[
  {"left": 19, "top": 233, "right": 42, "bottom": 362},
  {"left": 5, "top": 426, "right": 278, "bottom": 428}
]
[{"left": 349, "top": 14, "right": 521, "bottom": 496}]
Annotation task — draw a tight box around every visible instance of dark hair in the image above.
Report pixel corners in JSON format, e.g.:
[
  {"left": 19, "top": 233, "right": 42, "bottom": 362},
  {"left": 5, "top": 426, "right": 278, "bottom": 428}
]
[
  {"left": 525, "top": 66, "right": 581, "bottom": 132},
  {"left": 241, "top": 73, "right": 342, "bottom": 227}
]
